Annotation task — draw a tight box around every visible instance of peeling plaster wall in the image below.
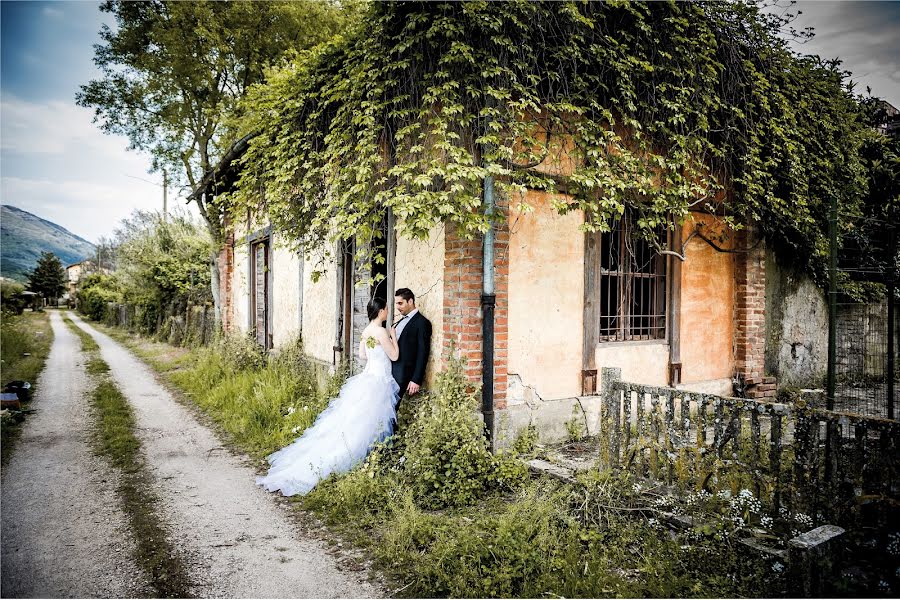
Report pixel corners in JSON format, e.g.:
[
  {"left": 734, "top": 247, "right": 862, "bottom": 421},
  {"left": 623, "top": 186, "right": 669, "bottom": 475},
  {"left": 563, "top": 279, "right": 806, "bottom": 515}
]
[
  {"left": 394, "top": 224, "right": 445, "bottom": 385},
  {"left": 595, "top": 343, "right": 671, "bottom": 388},
  {"left": 507, "top": 191, "right": 584, "bottom": 402},
  {"left": 765, "top": 253, "right": 828, "bottom": 387},
  {"left": 679, "top": 213, "right": 735, "bottom": 391},
  {"left": 231, "top": 223, "right": 250, "bottom": 335},
  {"left": 300, "top": 250, "right": 338, "bottom": 365},
  {"left": 270, "top": 236, "right": 302, "bottom": 349}
]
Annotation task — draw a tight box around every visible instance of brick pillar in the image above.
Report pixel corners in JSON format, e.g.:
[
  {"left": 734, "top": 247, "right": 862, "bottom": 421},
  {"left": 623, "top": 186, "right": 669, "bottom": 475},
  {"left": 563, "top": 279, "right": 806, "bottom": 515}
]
[
  {"left": 734, "top": 225, "right": 774, "bottom": 397},
  {"left": 218, "top": 230, "right": 235, "bottom": 333},
  {"left": 443, "top": 213, "right": 509, "bottom": 410}
]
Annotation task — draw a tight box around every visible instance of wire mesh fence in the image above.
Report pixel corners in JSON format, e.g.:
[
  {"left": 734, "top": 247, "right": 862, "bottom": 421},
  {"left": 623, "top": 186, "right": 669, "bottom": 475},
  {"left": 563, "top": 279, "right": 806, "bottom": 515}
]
[{"left": 828, "top": 207, "right": 898, "bottom": 419}]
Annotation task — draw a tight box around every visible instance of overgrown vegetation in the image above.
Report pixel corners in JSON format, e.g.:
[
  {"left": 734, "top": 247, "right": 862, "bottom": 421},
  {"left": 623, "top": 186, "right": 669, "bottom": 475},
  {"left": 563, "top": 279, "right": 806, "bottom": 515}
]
[
  {"left": 114, "top": 329, "right": 790, "bottom": 597},
  {"left": 228, "top": 1, "right": 889, "bottom": 287},
  {"left": 76, "top": 210, "right": 214, "bottom": 341},
  {"left": 1, "top": 310, "right": 53, "bottom": 465},
  {"left": 63, "top": 316, "right": 191, "bottom": 597}
]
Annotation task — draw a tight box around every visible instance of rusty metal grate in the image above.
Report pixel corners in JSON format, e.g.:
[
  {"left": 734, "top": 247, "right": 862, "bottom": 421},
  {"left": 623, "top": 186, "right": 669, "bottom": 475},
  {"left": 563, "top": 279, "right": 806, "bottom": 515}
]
[{"left": 598, "top": 215, "right": 667, "bottom": 341}]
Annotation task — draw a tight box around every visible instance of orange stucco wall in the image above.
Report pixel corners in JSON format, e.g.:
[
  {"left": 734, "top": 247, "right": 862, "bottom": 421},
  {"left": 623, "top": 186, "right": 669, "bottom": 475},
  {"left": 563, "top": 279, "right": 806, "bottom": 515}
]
[
  {"left": 678, "top": 213, "right": 735, "bottom": 384},
  {"left": 507, "top": 190, "right": 585, "bottom": 400}
]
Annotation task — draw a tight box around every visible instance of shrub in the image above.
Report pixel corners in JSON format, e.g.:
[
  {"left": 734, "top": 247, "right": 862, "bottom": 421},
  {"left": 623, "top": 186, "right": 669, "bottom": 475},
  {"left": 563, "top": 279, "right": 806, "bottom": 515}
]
[
  {"left": 1, "top": 280, "right": 27, "bottom": 315},
  {"left": 401, "top": 354, "right": 527, "bottom": 508},
  {"left": 77, "top": 273, "right": 122, "bottom": 320}
]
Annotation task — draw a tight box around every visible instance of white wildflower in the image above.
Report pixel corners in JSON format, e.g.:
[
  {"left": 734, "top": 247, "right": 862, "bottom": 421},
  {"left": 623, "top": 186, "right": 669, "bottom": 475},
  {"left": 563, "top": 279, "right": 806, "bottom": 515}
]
[
  {"left": 285, "top": 405, "right": 296, "bottom": 417},
  {"left": 291, "top": 425, "right": 301, "bottom": 434}
]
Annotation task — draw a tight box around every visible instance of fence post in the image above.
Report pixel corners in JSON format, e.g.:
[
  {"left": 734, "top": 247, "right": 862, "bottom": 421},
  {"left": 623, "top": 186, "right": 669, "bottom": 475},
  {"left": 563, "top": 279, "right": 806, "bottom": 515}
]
[
  {"left": 600, "top": 367, "right": 622, "bottom": 467},
  {"left": 788, "top": 524, "right": 845, "bottom": 597},
  {"left": 826, "top": 193, "right": 837, "bottom": 410}
]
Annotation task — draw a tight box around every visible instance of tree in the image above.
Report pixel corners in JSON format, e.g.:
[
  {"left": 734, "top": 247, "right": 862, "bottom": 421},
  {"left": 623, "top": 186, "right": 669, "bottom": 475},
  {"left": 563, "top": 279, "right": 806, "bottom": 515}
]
[
  {"left": 113, "top": 209, "right": 213, "bottom": 309},
  {"left": 77, "top": 0, "right": 352, "bottom": 322},
  {"left": 27, "top": 252, "right": 66, "bottom": 304}
]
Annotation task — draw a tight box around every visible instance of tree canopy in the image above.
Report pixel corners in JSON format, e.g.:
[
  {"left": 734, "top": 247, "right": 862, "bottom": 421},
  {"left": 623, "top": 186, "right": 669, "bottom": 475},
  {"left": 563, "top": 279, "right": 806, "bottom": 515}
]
[
  {"left": 27, "top": 252, "right": 66, "bottom": 302},
  {"left": 228, "top": 0, "right": 882, "bottom": 282},
  {"left": 78, "top": 0, "right": 352, "bottom": 244},
  {"left": 78, "top": 0, "right": 355, "bottom": 321}
]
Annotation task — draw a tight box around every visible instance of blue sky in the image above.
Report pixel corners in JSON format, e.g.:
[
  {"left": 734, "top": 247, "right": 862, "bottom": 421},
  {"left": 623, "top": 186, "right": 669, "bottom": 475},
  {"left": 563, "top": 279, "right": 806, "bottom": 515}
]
[
  {"left": 1, "top": 1, "right": 167, "bottom": 243},
  {"left": 1, "top": 1, "right": 899, "bottom": 244}
]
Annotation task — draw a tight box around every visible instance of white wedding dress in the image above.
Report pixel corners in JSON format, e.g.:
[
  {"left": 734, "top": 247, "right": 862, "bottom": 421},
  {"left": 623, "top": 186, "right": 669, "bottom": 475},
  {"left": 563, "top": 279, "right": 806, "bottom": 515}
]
[{"left": 256, "top": 343, "right": 400, "bottom": 496}]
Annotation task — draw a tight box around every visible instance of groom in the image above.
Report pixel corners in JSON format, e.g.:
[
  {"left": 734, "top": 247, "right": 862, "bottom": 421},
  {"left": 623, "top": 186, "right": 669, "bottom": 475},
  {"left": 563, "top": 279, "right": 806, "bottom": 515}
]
[{"left": 391, "top": 288, "right": 432, "bottom": 404}]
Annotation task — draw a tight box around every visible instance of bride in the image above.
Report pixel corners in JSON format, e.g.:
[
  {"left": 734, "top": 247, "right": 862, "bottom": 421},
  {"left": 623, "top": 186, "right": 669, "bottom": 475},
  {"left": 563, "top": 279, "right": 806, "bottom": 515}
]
[{"left": 256, "top": 297, "right": 400, "bottom": 496}]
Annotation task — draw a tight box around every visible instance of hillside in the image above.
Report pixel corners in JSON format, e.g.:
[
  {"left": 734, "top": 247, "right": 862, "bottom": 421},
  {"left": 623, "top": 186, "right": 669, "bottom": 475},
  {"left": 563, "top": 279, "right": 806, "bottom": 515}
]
[{"left": 1, "top": 205, "right": 96, "bottom": 282}]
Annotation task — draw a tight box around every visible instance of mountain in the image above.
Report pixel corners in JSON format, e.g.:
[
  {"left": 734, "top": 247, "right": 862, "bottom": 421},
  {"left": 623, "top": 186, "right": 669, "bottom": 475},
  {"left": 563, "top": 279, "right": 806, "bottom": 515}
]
[{"left": 1, "top": 205, "right": 96, "bottom": 282}]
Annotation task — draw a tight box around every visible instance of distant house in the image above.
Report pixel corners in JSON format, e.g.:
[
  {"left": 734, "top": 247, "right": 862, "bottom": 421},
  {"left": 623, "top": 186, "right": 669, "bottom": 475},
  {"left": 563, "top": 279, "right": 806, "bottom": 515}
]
[
  {"left": 65, "top": 259, "right": 104, "bottom": 303},
  {"left": 877, "top": 100, "right": 899, "bottom": 137}
]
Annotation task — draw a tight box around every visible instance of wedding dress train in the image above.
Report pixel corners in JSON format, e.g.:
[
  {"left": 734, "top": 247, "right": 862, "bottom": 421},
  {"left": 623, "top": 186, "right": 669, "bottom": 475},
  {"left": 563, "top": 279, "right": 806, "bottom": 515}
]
[{"left": 256, "top": 343, "right": 399, "bottom": 496}]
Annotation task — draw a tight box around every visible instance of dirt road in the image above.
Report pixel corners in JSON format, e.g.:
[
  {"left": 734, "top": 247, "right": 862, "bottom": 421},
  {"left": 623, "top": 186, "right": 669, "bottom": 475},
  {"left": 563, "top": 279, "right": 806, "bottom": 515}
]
[
  {"left": 2, "top": 310, "right": 150, "bottom": 598},
  {"left": 3, "top": 311, "right": 380, "bottom": 598},
  {"left": 68, "top": 313, "right": 380, "bottom": 598}
]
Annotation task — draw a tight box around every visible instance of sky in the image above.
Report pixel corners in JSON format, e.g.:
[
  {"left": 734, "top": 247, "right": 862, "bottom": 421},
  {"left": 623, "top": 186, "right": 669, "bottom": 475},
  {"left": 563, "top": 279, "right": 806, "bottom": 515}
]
[{"left": 1, "top": 1, "right": 899, "bottom": 244}]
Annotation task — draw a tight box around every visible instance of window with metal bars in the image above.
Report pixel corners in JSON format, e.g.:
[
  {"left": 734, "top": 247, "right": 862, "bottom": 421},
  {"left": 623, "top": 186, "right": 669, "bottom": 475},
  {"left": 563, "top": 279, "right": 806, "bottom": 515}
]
[{"left": 597, "top": 215, "right": 668, "bottom": 341}]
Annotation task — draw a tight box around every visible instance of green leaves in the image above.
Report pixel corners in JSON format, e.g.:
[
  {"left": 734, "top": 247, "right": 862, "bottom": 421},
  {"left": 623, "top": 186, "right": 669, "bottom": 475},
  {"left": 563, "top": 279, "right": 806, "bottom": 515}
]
[{"left": 227, "top": 1, "right": 874, "bottom": 278}]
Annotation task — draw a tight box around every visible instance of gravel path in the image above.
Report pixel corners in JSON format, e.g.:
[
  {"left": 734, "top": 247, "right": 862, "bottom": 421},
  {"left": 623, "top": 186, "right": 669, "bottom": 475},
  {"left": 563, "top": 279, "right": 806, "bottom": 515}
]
[
  {"left": 68, "top": 313, "right": 381, "bottom": 598},
  {"left": 1, "top": 310, "right": 151, "bottom": 598}
]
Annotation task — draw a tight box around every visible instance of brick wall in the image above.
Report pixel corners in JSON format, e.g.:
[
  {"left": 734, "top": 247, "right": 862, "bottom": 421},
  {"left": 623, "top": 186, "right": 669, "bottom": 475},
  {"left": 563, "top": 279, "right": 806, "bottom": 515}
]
[
  {"left": 218, "top": 230, "right": 235, "bottom": 333},
  {"left": 443, "top": 215, "right": 509, "bottom": 410},
  {"left": 734, "top": 225, "right": 775, "bottom": 398}
]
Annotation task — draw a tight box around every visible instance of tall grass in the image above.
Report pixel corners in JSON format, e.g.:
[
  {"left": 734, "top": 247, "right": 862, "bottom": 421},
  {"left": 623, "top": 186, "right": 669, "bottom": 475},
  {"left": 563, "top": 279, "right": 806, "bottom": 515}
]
[
  {"left": 113, "top": 328, "right": 784, "bottom": 598},
  {"left": 1, "top": 310, "right": 53, "bottom": 465},
  {"left": 168, "top": 335, "right": 337, "bottom": 458}
]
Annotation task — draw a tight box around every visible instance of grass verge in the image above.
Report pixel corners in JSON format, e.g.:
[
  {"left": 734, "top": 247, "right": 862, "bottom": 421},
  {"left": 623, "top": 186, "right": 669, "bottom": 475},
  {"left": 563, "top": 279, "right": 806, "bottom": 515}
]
[
  {"left": 1, "top": 309, "right": 53, "bottom": 466},
  {"left": 88, "top": 322, "right": 788, "bottom": 598},
  {"left": 63, "top": 316, "right": 192, "bottom": 598}
]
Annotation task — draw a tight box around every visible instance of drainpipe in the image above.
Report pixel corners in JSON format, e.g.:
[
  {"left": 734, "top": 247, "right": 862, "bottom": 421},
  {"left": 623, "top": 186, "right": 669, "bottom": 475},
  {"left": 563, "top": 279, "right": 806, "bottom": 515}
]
[{"left": 482, "top": 175, "right": 496, "bottom": 448}]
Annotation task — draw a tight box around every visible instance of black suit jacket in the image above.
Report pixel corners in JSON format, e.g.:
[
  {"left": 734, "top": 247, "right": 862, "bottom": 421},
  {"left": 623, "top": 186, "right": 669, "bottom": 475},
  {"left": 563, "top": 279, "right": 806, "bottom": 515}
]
[{"left": 391, "top": 311, "right": 432, "bottom": 393}]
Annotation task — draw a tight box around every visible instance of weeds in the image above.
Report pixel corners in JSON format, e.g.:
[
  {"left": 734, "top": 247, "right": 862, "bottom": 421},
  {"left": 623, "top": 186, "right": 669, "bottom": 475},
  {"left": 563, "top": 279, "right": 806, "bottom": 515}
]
[
  {"left": 105, "top": 325, "right": 788, "bottom": 598},
  {"left": 1, "top": 309, "right": 53, "bottom": 465}
]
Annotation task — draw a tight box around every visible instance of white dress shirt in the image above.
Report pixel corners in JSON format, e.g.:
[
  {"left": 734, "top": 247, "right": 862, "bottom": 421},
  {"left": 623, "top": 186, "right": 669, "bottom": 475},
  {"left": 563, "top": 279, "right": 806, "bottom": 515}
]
[{"left": 395, "top": 308, "right": 419, "bottom": 339}]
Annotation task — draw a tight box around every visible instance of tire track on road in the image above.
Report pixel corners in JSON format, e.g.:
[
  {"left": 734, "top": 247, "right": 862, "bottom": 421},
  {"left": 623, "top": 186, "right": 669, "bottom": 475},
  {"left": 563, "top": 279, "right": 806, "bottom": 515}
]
[
  {"left": 1, "top": 310, "right": 150, "bottom": 598},
  {"left": 69, "top": 313, "right": 380, "bottom": 598}
]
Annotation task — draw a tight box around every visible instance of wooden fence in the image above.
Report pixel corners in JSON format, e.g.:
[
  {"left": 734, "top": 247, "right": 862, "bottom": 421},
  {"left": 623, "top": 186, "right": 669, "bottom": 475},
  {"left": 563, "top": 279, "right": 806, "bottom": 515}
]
[
  {"left": 599, "top": 367, "right": 899, "bottom": 525},
  {"left": 103, "top": 301, "right": 218, "bottom": 347}
]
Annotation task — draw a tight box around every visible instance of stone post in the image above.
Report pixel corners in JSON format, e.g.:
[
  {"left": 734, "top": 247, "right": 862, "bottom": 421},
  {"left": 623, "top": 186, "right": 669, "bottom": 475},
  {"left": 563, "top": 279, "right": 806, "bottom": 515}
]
[
  {"left": 788, "top": 524, "right": 845, "bottom": 597},
  {"left": 600, "top": 367, "right": 622, "bottom": 467}
]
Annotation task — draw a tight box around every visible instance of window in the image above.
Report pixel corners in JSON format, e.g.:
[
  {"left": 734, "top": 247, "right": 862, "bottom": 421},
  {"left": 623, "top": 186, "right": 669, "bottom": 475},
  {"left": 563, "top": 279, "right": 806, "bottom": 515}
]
[
  {"left": 250, "top": 234, "right": 272, "bottom": 349},
  {"left": 594, "top": 214, "right": 668, "bottom": 342}
]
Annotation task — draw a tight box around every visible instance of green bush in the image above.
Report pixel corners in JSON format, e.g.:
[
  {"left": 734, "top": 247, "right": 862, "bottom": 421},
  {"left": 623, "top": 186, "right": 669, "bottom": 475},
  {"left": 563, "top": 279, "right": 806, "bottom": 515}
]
[
  {"left": 1, "top": 280, "right": 27, "bottom": 315},
  {"left": 401, "top": 354, "right": 527, "bottom": 509},
  {"left": 401, "top": 356, "right": 497, "bottom": 508},
  {"left": 77, "top": 273, "right": 122, "bottom": 321}
]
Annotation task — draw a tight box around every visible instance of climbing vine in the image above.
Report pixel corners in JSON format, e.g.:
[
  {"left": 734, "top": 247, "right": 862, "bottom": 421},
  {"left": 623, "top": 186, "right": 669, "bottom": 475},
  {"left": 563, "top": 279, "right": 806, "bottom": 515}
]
[{"left": 227, "top": 0, "right": 873, "bottom": 280}]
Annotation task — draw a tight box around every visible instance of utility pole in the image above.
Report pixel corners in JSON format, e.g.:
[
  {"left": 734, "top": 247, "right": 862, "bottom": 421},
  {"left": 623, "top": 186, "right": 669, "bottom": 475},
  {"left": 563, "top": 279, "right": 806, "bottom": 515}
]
[{"left": 163, "top": 169, "right": 168, "bottom": 220}]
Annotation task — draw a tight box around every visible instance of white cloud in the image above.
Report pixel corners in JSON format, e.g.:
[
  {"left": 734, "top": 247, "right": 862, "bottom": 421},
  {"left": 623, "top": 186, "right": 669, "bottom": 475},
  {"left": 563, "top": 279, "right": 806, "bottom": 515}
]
[
  {"left": 2, "top": 176, "right": 170, "bottom": 243},
  {"left": 42, "top": 6, "right": 63, "bottom": 19},
  {"left": 0, "top": 93, "right": 198, "bottom": 241},
  {"left": 1, "top": 93, "right": 132, "bottom": 157}
]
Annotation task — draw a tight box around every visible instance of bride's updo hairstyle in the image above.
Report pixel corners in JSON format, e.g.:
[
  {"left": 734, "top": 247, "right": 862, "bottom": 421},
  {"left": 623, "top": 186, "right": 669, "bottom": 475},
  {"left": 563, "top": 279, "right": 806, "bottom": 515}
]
[{"left": 367, "top": 297, "right": 387, "bottom": 322}]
